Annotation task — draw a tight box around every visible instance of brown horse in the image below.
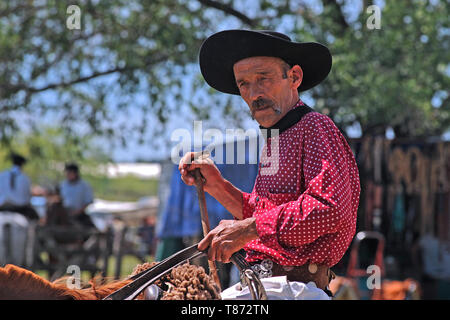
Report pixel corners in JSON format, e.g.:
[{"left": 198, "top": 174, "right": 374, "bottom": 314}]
[
  {"left": 0, "top": 262, "right": 221, "bottom": 300},
  {"left": 0, "top": 264, "right": 131, "bottom": 300}
]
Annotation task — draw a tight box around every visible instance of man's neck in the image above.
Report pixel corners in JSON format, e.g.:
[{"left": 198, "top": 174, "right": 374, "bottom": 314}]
[
  {"left": 260, "top": 98, "right": 303, "bottom": 129},
  {"left": 259, "top": 99, "right": 311, "bottom": 139},
  {"left": 285, "top": 92, "right": 302, "bottom": 111}
]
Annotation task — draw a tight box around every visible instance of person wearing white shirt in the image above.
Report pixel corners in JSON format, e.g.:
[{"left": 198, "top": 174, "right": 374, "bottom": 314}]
[
  {"left": 59, "top": 163, "right": 95, "bottom": 228},
  {"left": 0, "top": 154, "right": 38, "bottom": 220}
]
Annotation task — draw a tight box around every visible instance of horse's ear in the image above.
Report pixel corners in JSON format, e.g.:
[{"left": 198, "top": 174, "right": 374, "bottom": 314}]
[{"left": 0, "top": 264, "right": 72, "bottom": 300}]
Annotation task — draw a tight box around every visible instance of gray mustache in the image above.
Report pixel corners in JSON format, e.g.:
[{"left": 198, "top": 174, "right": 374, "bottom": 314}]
[
  {"left": 252, "top": 98, "right": 274, "bottom": 110},
  {"left": 250, "top": 98, "right": 281, "bottom": 119}
]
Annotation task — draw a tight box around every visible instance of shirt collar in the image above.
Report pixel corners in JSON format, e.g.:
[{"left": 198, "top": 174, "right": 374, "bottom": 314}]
[{"left": 11, "top": 165, "right": 21, "bottom": 173}]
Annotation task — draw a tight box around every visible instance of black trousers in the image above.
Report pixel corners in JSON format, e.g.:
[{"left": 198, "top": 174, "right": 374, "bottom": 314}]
[
  {"left": 0, "top": 204, "right": 39, "bottom": 220},
  {"left": 73, "top": 211, "right": 96, "bottom": 229}
]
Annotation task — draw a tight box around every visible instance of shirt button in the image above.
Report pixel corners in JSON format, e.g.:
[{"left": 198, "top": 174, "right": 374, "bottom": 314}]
[
  {"left": 256, "top": 197, "right": 259, "bottom": 202},
  {"left": 308, "top": 263, "right": 318, "bottom": 274}
]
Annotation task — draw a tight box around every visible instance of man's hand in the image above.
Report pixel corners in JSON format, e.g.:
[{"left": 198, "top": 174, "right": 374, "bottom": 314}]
[
  {"left": 198, "top": 218, "right": 258, "bottom": 263},
  {"left": 178, "top": 151, "right": 223, "bottom": 194},
  {"left": 179, "top": 151, "right": 245, "bottom": 220}
]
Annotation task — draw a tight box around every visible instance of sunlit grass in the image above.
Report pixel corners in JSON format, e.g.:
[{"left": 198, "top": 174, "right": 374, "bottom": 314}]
[
  {"left": 35, "top": 254, "right": 155, "bottom": 283},
  {"left": 84, "top": 174, "right": 159, "bottom": 201}
]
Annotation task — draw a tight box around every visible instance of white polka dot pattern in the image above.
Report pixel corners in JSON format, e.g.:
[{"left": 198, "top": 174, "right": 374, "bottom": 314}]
[{"left": 241, "top": 103, "right": 361, "bottom": 267}]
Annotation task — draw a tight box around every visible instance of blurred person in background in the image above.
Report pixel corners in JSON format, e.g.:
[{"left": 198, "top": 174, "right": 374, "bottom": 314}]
[
  {"left": 0, "top": 153, "right": 38, "bottom": 266},
  {"left": 59, "top": 163, "right": 96, "bottom": 229},
  {"left": 0, "top": 153, "right": 38, "bottom": 220},
  {"left": 138, "top": 216, "right": 156, "bottom": 258},
  {"left": 45, "top": 185, "right": 69, "bottom": 227}
]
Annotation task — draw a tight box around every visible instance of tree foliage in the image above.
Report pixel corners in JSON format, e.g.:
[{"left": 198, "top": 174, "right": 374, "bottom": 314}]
[
  {"left": 302, "top": 0, "right": 450, "bottom": 138},
  {"left": 0, "top": 0, "right": 212, "bottom": 147},
  {"left": 0, "top": 127, "right": 107, "bottom": 187},
  {"left": 0, "top": 0, "right": 448, "bottom": 152}
]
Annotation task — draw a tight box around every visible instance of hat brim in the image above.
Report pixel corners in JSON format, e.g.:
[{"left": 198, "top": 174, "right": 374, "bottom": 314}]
[{"left": 199, "top": 30, "right": 332, "bottom": 95}]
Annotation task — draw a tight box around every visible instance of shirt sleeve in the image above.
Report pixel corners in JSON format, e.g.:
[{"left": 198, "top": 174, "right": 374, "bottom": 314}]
[
  {"left": 83, "top": 182, "right": 94, "bottom": 206},
  {"left": 250, "top": 115, "right": 354, "bottom": 251},
  {"left": 18, "top": 175, "right": 31, "bottom": 205},
  {"left": 242, "top": 191, "right": 257, "bottom": 220}
]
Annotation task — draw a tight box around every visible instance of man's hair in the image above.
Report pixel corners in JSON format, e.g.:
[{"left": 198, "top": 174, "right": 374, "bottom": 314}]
[
  {"left": 11, "top": 153, "right": 27, "bottom": 166},
  {"left": 64, "top": 163, "right": 79, "bottom": 174},
  {"left": 280, "top": 60, "right": 292, "bottom": 79}
]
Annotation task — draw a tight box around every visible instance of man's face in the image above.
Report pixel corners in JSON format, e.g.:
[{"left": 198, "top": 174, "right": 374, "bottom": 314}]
[
  {"left": 233, "top": 56, "right": 302, "bottom": 127},
  {"left": 65, "top": 170, "right": 78, "bottom": 182}
]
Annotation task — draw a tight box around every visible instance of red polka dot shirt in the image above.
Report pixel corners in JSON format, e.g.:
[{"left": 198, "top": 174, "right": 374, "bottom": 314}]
[{"left": 242, "top": 100, "right": 361, "bottom": 267}]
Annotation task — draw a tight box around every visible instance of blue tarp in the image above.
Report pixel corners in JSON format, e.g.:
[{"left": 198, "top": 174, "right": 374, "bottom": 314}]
[{"left": 157, "top": 139, "right": 260, "bottom": 238}]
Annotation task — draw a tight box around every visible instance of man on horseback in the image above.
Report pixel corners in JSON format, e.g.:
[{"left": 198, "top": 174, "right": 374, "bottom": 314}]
[
  {"left": 59, "top": 163, "right": 96, "bottom": 228},
  {"left": 0, "top": 153, "right": 38, "bottom": 266},
  {"left": 0, "top": 153, "right": 38, "bottom": 220},
  {"left": 179, "top": 30, "right": 361, "bottom": 299}
]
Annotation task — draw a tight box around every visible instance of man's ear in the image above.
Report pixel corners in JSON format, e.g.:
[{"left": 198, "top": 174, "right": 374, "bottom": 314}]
[{"left": 290, "top": 65, "right": 303, "bottom": 90}]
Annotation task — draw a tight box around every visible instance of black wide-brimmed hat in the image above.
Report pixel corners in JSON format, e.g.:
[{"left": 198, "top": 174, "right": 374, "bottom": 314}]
[{"left": 199, "top": 29, "right": 332, "bottom": 95}]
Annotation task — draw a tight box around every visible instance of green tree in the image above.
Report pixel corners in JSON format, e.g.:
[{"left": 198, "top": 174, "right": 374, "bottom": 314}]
[
  {"left": 0, "top": 127, "right": 108, "bottom": 188},
  {"left": 1, "top": 0, "right": 448, "bottom": 148},
  {"left": 296, "top": 0, "right": 450, "bottom": 138},
  {"left": 0, "top": 0, "right": 213, "bottom": 146}
]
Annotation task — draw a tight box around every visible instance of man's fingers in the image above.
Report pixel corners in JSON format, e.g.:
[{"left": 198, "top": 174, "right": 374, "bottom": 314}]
[
  {"left": 187, "top": 161, "right": 210, "bottom": 171},
  {"left": 208, "top": 238, "right": 220, "bottom": 262},
  {"left": 180, "top": 161, "right": 205, "bottom": 175},
  {"left": 180, "top": 173, "right": 194, "bottom": 186},
  {"left": 178, "top": 152, "right": 193, "bottom": 170},
  {"left": 198, "top": 231, "right": 214, "bottom": 251},
  {"left": 178, "top": 151, "right": 210, "bottom": 171}
]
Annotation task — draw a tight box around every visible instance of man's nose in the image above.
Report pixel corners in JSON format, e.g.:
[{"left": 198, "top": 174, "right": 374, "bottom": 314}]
[{"left": 249, "top": 83, "right": 264, "bottom": 103}]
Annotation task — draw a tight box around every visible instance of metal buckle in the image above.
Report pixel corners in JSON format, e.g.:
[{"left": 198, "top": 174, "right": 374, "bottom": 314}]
[{"left": 240, "top": 259, "right": 273, "bottom": 285}]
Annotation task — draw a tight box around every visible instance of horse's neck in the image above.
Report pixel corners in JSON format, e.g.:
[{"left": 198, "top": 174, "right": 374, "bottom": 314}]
[
  {"left": 0, "top": 264, "right": 70, "bottom": 300},
  {"left": 0, "top": 264, "right": 133, "bottom": 300}
]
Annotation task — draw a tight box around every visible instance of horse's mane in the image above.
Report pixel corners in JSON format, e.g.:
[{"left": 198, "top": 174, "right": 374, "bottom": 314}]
[
  {"left": 63, "top": 276, "right": 133, "bottom": 300},
  {"left": 0, "top": 262, "right": 220, "bottom": 300},
  {"left": 0, "top": 264, "right": 72, "bottom": 300},
  {"left": 0, "top": 264, "right": 132, "bottom": 300}
]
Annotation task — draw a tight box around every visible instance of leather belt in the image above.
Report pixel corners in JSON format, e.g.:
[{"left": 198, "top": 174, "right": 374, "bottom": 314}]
[{"left": 248, "top": 259, "right": 336, "bottom": 292}]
